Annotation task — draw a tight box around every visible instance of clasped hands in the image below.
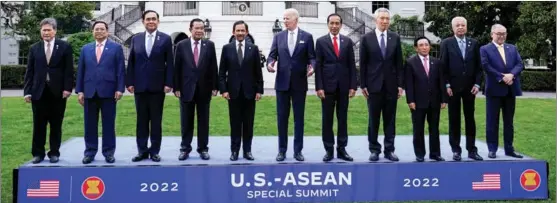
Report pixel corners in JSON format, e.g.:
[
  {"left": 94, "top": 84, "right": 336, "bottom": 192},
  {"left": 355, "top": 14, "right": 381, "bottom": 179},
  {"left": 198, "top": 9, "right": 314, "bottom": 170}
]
[
  {"left": 502, "top": 73, "right": 514, "bottom": 85},
  {"left": 267, "top": 61, "right": 314, "bottom": 77}
]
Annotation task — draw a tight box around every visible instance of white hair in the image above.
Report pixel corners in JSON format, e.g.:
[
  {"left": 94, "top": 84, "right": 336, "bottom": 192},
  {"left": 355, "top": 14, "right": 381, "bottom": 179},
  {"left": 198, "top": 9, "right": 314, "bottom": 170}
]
[
  {"left": 451, "top": 16, "right": 467, "bottom": 27},
  {"left": 491, "top": 24, "right": 506, "bottom": 32},
  {"left": 284, "top": 8, "right": 299, "bottom": 20},
  {"left": 374, "top": 7, "right": 391, "bottom": 18}
]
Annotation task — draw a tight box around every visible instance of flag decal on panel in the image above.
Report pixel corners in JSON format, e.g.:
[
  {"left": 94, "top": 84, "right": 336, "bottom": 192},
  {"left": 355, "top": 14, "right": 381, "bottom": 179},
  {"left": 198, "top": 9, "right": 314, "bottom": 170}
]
[
  {"left": 472, "top": 173, "right": 501, "bottom": 190},
  {"left": 26, "top": 180, "right": 60, "bottom": 198}
]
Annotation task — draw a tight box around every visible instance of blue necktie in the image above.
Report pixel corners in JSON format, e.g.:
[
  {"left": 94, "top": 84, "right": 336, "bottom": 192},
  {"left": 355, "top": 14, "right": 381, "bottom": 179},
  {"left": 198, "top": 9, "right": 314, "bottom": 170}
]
[
  {"left": 459, "top": 39, "right": 466, "bottom": 59},
  {"left": 380, "top": 33, "right": 386, "bottom": 57}
]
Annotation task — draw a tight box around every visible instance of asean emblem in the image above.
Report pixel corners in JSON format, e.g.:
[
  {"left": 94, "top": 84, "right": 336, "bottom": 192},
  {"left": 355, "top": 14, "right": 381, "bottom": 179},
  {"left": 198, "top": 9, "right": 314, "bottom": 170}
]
[
  {"left": 81, "top": 176, "right": 105, "bottom": 200},
  {"left": 520, "top": 169, "right": 541, "bottom": 191}
]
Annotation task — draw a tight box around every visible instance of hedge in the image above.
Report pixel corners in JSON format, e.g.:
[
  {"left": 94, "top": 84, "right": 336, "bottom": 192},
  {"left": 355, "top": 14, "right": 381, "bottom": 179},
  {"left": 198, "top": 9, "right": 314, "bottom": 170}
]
[{"left": 2, "top": 65, "right": 555, "bottom": 92}]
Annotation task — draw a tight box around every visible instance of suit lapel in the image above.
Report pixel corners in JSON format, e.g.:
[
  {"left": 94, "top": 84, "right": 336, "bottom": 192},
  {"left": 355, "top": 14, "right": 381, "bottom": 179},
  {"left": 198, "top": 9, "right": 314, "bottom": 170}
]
[
  {"left": 414, "top": 56, "right": 428, "bottom": 79},
  {"left": 324, "top": 34, "right": 335, "bottom": 58},
  {"left": 451, "top": 37, "right": 464, "bottom": 61},
  {"left": 464, "top": 37, "right": 473, "bottom": 60},
  {"left": 292, "top": 30, "right": 302, "bottom": 57},
  {"left": 280, "top": 32, "right": 291, "bottom": 59},
  {"left": 504, "top": 44, "right": 511, "bottom": 68},
  {"left": 385, "top": 32, "right": 396, "bottom": 59},
  {"left": 490, "top": 43, "right": 507, "bottom": 68},
  {"left": 48, "top": 40, "right": 60, "bottom": 66},
  {"left": 339, "top": 35, "right": 348, "bottom": 59},
  {"left": 242, "top": 43, "right": 252, "bottom": 66},
  {"left": 138, "top": 33, "right": 148, "bottom": 59},
  {"left": 183, "top": 39, "right": 197, "bottom": 68},
  {"left": 197, "top": 40, "right": 207, "bottom": 67},
  {"left": 37, "top": 41, "right": 47, "bottom": 65},
  {"left": 369, "top": 30, "right": 383, "bottom": 60},
  {"left": 149, "top": 33, "right": 162, "bottom": 58},
  {"left": 98, "top": 41, "right": 110, "bottom": 65}
]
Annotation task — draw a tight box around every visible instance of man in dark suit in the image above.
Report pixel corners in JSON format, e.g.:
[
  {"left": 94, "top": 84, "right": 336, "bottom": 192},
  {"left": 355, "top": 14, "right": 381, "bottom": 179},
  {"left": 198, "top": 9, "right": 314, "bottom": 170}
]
[
  {"left": 267, "top": 8, "right": 315, "bottom": 162},
  {"left": 439, "top": 16, "right": 483, "bottom": 161},
  {"left": 24, "top": 18, "right": 73, "bottom": 164},
  {"left": 76, "top": 21, "right": 125, "bottom": 164},
  {"left": 219, "top": 20, "right": 264, "bottom": 161},
  {"left": 405, "top": 36, "right": 448, "bottom": 162},
  {"left": 480, "top": 24, "right": 524, "bottom": 159},
  {"left": 315, "top": 13, "right": 357, "bottom": 162},
  {"left": 126, "top": 10, "right": 173, "bottom": 162},
  {"left": 359, "top": 8, "right": 403, "bottom": 162},
  {"left": 174, "top": 18, "right": 218, "bottom": 161}
]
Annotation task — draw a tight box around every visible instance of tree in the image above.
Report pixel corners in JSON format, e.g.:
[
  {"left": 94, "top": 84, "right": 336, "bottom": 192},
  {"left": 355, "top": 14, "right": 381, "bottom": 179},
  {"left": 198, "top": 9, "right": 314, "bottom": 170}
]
[
  {"left": 66, "top": 32, "right": 94, "bottom": 65},
  {"left": 423, "top": 1, "right": 521, "bottom": 45},
  {"left": 516, "top": 2, "right": 556, "bottom": 70}
]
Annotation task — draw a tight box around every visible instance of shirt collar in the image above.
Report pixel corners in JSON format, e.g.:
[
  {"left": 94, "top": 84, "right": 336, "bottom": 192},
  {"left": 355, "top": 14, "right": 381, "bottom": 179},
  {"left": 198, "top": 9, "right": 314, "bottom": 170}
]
[
  {"left": 288, "top": 27, "right": 298, "bottom": 35},
  {"left": 96, "top": 39, "right": 107, "bottom": 47},
  {"left": 375, "top": 28, "right": 387, "bottom": 36},
  {"left": 44, "top": 39, "right": 54, "bottom": 46},
  {"left": 330, "top": 33, "right": 339, "bottom": 40},
  {"left": 455, "top": 35, "right": 466, "bottom": 42},
  {"left": 146, "top": 30, "right": 157, "bottom": 38},
  {"left": 236, "top": 39, "right": 245, "bottom": 47},
  {"left": 418, "top": 54, "right": 429, "bottom": 61},
  {"left": 493, "top": 41, "right": 504, "bottom": 47}
]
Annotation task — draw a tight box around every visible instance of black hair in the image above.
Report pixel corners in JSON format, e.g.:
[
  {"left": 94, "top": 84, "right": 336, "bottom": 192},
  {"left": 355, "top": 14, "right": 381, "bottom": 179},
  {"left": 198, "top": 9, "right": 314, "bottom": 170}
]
[
  {"left": 327, "top": 13, "right": 343, "bottom": 24},
  {"left": 142, "top": 10, "right": 159, "bottom": 21},
  {"left": 189, "top": 18, "right": 204, "bottom": 29},
  {"left": 92, "top": 20, "right": 108, "bottom": 30},
  {"left": 232, "top": 20, "right": 249, "bottom": 32},
  {"left": 414, "top": 36, "right": 430, "bottom": 47}
]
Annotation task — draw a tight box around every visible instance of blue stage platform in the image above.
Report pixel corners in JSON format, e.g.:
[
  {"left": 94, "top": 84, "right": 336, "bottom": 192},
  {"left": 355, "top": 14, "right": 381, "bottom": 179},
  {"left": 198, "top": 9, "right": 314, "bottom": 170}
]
[{"left": 15, "top": 135, "right": 549, "bottom": 203}]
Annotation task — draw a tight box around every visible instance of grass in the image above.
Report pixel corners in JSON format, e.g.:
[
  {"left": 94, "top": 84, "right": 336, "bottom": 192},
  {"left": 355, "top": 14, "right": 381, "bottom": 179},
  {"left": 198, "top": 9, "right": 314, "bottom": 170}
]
[{"left": 2, "top": 95, "right": 555, "bottom": 203}]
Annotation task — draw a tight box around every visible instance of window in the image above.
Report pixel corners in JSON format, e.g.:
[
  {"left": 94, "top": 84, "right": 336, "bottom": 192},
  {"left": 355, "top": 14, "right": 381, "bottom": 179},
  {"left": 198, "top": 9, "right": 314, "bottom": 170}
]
[
  {"left": 94, "top": 2, "right": 101, "bottom": 11},
  {"left": 163, "top": 1, "right": 199, "bottom": 16},
  {"left": 372, "top": 1, "right": 389, "bottom": 13},
  {"left": 285, "top": 1, "right": 318, "bottom": 18},
  {"left": 424, "top": 1, "right": 440, "bottom": 13},
  {"left": 222, "top": 2, "right": 263, "bottom": 16}
]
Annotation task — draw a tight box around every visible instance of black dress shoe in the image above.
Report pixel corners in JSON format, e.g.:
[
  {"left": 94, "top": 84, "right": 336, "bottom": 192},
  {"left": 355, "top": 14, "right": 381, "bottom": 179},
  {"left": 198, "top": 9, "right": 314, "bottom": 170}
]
[
  {"left": 243, "top": 152, "right": 254, "bottom": 160},
  {"left": 230, "top": 152, "right": 239, "bottom": 161},
  {"left": 105, "top": 156, "right": 115, "bottom": 163},
  {"left": 430, "top": 155, "right": 445, "bottom": 161},
  {"left": 276, "top": 152, "right": 286, "bottom": 162},
  {"left": 294, "top": 152, "right": 304, "bottom": 161},
  {"left": 49, "top": 156, "right": 59, "bottom": 163},
  {"left": 132, "top": 153, "right": 149, "bottom": 162},
  {"left": 178, "top": 152, "right": 189, "bottom": 161},
  {"left": 150, "top": 154, "right": 161, "bottom": 162},
  {"left": 323, "top": 151, "right": 333, "bottom": 162},
  {"left": 468, "top": 152, "right": 483, "bottom": 161},
  {"left": 488, "top": 151, "right": 496, "bottom": 158},
  {"left": 505, "top": 151, "right": 523, "bottom": 158},
  {"left": 452, "top": 152, "right": 462, "bottom": 161},
  {"left": 384, "top": 152, "right": 399, "bottom": 161},
  {"left": 337, "top": 148, "right": 354, "bottom": 161},
  {"left": 32, "top": 156, "right": 44, "bottom": 164},
  {"left": 416, "top": 157, "right": 425, "bottom": 162},
  {"left": 82, "top": 156, "right": 94, "bottom": 164},
  {"left": 199, "top": 151, "right": 210, "bottom": 160},
  {"left": 369, "top": 152, "right": 379, "bottom": 161}
]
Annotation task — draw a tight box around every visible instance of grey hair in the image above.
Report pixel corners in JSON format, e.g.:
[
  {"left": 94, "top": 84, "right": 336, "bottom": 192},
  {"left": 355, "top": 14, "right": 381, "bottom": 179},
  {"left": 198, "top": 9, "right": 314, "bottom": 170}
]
[
  {"left": 284, "top": 8, "right": 300, "bottom": 20},
  {"left": 374, "top": 7, "right": 391, "bottom": 18},
  {"left": 491, "top": 24, "right": 506, "bottom": 32},
  {"left": 451, "top": 16, "right": 467, "bottom": 27},
  {"left": 39, "top": 18, "right": 57, "bottom": 30}
]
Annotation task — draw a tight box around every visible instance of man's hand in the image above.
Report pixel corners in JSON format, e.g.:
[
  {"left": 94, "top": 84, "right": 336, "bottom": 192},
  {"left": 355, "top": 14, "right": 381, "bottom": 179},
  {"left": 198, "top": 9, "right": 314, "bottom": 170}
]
[
  {"left": 24, "top": 96, "right": 32, "bottom": 103},
  {"left": 349, "top": 89, "right": 356, "bottom": 98},
  {"left": 408, "top": 102, "right": 416, "bottom": 110},
  {"left": 127, "top": 86, "right": 135, "bottom": 94},
  {"left": 174, "top": 91, "right": 181, "bottom": 98},
  {"left": 212, "top": 90, "right": 218, "bottom": 96},
  {"left": 307, "top": 64, "right": 314, "bottom": 77},
  {"left": 441, "top": 103, "right": 447, "bottom": 109},
  {"left": 471, "top": 86, "right": 479, "bottom": 95},
  {"left": 222, "top": 92, "right": 230, "bottom": 100},
  {"left": 62, "top": 91, "right": 71, "bottom": 98},
  {"left": 362, "top": 88, "right": 369, "bottom": 99},
  {"left": 506, "top": 80, "right": 514, "bottom": 85},
  {"left": 78, "top": 93, "right": 85, "bottom": 106},
  {"left": 316, "top": 90, "right": 325, "bottom": 100},
  {"left": 115, "top": 91, "right": 123, "bottom": 101},
  {"left": 447, "top": 87, "right": 453, "bottom": 97},
  {"left": 267, "top": 61, "right": 276, "bottom": 73},
  {"left": 255, "top": 93, "right": 262, "bottom": 101},
  {"left": 503, "top": 73, "right": 514, "bottom": 84},
  {"left": 164, "top": 86, "right": 172, "bottom": 93},
  {"left": 398, "top": 87, "right": 404, "bottom": 99}
]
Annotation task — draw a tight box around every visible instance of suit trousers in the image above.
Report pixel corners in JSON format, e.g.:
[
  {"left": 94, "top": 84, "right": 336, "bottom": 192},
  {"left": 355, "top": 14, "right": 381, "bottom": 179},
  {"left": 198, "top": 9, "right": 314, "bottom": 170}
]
[
  {"left": 321, "top": 88, "right": 349, "bottom": 152},
  {"left": 180, "top": 85, "right": 210, "bottom": 153},
  {"left": 228, "top": 88, "right": 256, "bottom": 153},
  {"left": 448, "top": 90, "right": 478, "bottom": 153},
  {"left": 83, "top": 93, "right": 117, "bottom": 157},
  {"left": 134, "top": 92, "right": 165, "bottom": 155},
  {"left": 411, "top": 104, "right": 441, "bottom": 158},
  {"left": 31, "top": 83, "right": 67, "bottom": 158},
  {"left": 486, "top": 89, "right": 516, "bottom": 153},
  {"left": 277, "top": 89, "right": 306, "bottom": 153},
  {"left": 367, "top": 85, "right": 398, "bottom": 153}
]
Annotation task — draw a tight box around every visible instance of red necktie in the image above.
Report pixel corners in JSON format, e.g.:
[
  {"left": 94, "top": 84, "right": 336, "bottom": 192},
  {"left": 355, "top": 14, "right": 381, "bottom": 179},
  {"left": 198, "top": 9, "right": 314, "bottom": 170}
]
[{"left": 333, "top": 36, "right": 339, "bottom": 57}]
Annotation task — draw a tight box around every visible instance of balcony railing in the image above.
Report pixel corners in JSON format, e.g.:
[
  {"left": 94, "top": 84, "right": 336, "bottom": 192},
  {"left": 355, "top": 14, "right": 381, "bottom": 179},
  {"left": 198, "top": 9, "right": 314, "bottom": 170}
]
[
  {"left": 163, "top": 1, "right": 199, "bottom": 16},
  {"left": 222, "top": 1, "right": 263, "bottom": 16},
  {"left": 285, "top": 1, "right": 318, "bottom": 18}
]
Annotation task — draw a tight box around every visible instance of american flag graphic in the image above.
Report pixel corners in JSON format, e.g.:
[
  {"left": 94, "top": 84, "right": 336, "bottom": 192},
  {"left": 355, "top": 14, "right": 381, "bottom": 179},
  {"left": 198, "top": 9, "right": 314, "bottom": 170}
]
[
  {"left": 472, "top": 173, "right": 501, "bottom": 190},
  {"left": 26, "top": 180, "right": 59, "bottom": 198}
]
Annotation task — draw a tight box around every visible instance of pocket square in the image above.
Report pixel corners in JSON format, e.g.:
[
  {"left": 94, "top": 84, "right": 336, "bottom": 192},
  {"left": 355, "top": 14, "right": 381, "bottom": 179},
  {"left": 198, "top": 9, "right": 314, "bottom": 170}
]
[{"left": 299, "top": 40, "right": 305, "bottom": 44}]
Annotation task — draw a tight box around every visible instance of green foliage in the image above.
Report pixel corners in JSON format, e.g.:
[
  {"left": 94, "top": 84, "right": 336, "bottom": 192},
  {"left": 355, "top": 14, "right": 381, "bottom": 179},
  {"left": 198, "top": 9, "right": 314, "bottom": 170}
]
[
  {"left": 515, "top": 2, "right": 556, "bottom": 67},
  {"left": 1, "top": 65, "right": 78, "bottom": 89},
  {"left": 401, "top": 43, "right": 415, "bottom": 62},
  {"left": 67, "top": 32, "right": 95, "bottom": 64}
]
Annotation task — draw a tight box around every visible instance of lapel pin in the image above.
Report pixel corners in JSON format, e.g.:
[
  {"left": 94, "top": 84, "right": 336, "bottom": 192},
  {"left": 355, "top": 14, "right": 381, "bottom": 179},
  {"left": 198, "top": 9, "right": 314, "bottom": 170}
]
[
  {"left": 389, "top": 37, "right": 391, "bottom": 40},
  {"left": 300, "top": 40, "right": 305, "bottom": 43},
  {"left": 249, "top": 47, "right": 252, "bottom": 50},
  {"left": 56, "top": 45, "right": 58, "bottom": 49},
  {"left": 157, "top": 36, "right": 160, "bottom": 40},
  {"left": 203, "top": 43, "right": 206, "bottom": 46}
]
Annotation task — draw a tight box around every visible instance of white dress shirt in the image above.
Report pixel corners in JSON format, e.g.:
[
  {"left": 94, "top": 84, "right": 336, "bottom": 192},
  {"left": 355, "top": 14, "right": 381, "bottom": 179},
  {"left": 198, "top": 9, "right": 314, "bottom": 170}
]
[{"left": 145, "top": 30, "right": 157, "bottom": 53}]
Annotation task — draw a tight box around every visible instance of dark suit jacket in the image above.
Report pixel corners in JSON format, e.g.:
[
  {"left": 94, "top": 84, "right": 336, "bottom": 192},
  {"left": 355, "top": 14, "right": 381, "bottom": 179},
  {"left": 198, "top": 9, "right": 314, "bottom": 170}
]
[
  {"left": 23, "top": 39, "right": 74, "bottom": 99},
  {"left": 359, "top": 30, "right": 403, "bottom": 93},
  {"left": 126, "top": 31, "right": 174, "bottom": 93},
  {"left": 219, "top": 41, "right": 264, "bottom": 100},
  {"left": 315, "top": 34, "right": 357, "bottom": 93},
  {"left": 174, "top": 39, "right": 218, "bottom": 102},
  {"left": 439, "top": 36, "right": 482, "bottom": 92},
  {"left": 76, "top": 40, "right": 126, "bottom": 98},
  {"left": 405, "top": 55, "right": 448, "bottom": 109},
  {"left": 267, "top": 28, "right": 316, "bottom": 91},
  {"left": 480, "top": 42, "right": 523, "bottom": 97}
]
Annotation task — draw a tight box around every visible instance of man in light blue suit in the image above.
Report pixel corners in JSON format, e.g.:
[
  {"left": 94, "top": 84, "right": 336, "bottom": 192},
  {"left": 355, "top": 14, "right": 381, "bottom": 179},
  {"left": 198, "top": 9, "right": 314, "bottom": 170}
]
[
  {"left": 480, "top": 24, "right": 523, "bottom": 159},
  {"left": 267, "top": 8, "right": 316, "bottom": 162},
  {"left": 76, "top": 21, "right": 125, "bottom": 164}
]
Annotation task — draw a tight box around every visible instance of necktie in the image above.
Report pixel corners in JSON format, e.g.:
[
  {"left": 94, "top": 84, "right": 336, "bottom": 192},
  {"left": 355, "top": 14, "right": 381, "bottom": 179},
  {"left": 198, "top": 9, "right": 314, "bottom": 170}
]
[
  {"left": 96, "top": 43, "right": 102, "bottom": 63},
  {"left": 288, "top": 31, "right": 295, "bottom": 56},
  {"left": 46, "top": 42, "right": 51, "bottom": 81},
  {"left": 333, "top": 36, "right": 339, "bottom": 57},
  {"left": 193, "top": 41, "right": 199, "bottom": 66},
  {"left": 497, "top": 44, "right": 506, "bottom": 65},
  {"left": 147, "top": 34, "right": 153, "bottom": 57},
  {"left": 380, "top": 33, "right": 386, "bottom": 57},
  {"left": 423, "top": 56, "right": 429, "bottom": 77},
  {"left": 237, "top": 42, "right": 243, "bottom": 65},
  {"left": 459, "top": 39, "right": 466, "bottom": 59}
]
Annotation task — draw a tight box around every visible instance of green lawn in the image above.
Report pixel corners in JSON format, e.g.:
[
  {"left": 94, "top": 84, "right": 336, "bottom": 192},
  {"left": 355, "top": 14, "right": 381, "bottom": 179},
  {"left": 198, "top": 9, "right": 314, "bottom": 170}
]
[{"left": 2, "top": 95, "right": 555, "bottom": 203}]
